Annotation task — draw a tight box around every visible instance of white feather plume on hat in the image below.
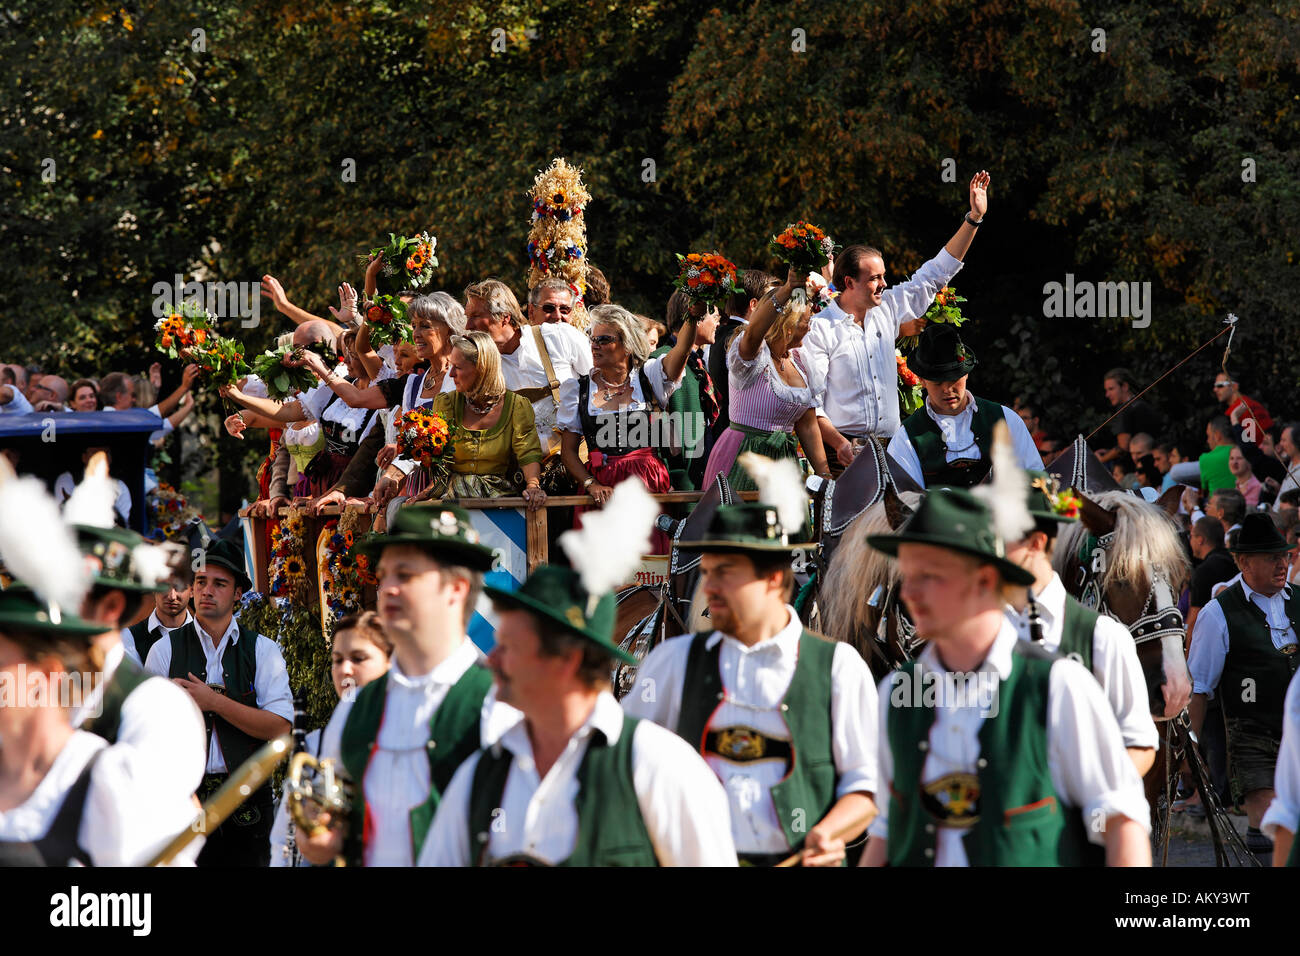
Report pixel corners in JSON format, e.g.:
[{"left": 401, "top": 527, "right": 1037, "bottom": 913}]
[
  {"left": 739, "top": 453, "right": 807, "bottom": 535},
  {"left": 559, "top": 478, "right": 659, "bottom": 613},
  {"left": 62, "top": 451, "right": 117, "bottom": 529},
  {"left": 0, "top": 454, "right": 91, "bottom": 620},
  {"left": 972, "top": 421, "right": 1035, "bottom": 547}
]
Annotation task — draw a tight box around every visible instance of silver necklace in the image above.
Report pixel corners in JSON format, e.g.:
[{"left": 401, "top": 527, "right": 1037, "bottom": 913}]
[
  {"left": 594, "top": 368, "right": 631, "bottom": 402},
  {"left": 466, "top": 394, "right": 501, "bottom": 415}
]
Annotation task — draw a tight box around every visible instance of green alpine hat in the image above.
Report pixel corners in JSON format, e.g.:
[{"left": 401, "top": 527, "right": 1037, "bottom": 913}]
[
  {"left": 195, "top": 537, "right": 253, "bottom": 592},
  {"left": 484, "top": 565, "right": 636, "bottom": 665},
  {"left": 676, "top": 502, "right": 812, "bottom": 554},
  {"left": 866, "top": 486, "right": 1036, "bottom": 586},
  {"left": 1229, "top": 513, "right": 1291, "bottom": 554},
  {"left": 1025, "top": 470, "right": 1081, "bottom": 524},
  {"left": 908, "top": 323, "right": 976, "bottom": 381},
  {"left": 75, "top": 525, "right": 172, "bottom": 594},
  {"left": 355, "top": 505, "right": 497, "bottom": 572},
  {"left": 0, "top": 586, "right": 106, "bottom": 638}
]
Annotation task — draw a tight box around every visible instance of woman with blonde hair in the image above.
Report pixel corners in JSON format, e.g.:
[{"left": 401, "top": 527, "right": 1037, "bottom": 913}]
[
  {"left": 409, "top": 330, "right": 547, "bottom": 510},
  {"left": 700, "top": 267, "right": 830, "bottom": 489}
]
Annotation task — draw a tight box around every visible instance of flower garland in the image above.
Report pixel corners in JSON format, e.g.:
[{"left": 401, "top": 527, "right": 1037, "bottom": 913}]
[
  {"left": 318, "top": 511, "right": 377, "bottom": 626},
  {"left": 360, "top": 232, "right": 439, "bottom": 293},
  {"left": 269, "top": 508, "right": 313, "bottom": 601},
  {"left": 362, "top": 294, "right": 412, "bottom": 348},
  {"left": 526, "top": 157, "right": 591, "bottom": 329},
  {"left": 146, "top": 482, "right": 202, "bottom": 542},
  {"left": 673, "top": 252, "right": 740, "bottom": 310}
]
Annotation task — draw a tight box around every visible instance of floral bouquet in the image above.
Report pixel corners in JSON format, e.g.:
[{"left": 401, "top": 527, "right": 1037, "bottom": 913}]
[
  {"left": 809, "top": 281, "right": 838, "bottom": 315},
  {"left": 396, "top": 408, "right": 454, "bottom": 470},
  {"left": 251, "top": 344, "right": 318, "bottom": 401},
  {"left": 896, "top": 351, "right": 924, "bottom": 417},
  {"left": 192, "top": 335, "right": 249, "bottom": 388},
  {"left": 673, "top": 252, "right": 740, "bottom": 310},
  {"left": 361, "top": 295, "right": 412, "bottom": 348},
  {"left": 147, "top": 482, "right": 202, "bottom": 542},
  {"left": 899, "top": 285, "right": 969, "bottom": 351},
  {"left": 768, "top": 221, "right": 837, "bottom": 275},
  {"left": 269, "top": 508, "right": 311, "bottom": 600},
  {"left": 154, "top": 302, "right": 215, "bottom": 357},
  {"left": 360, "top": 231, "right": 438, "bottom": 293}
]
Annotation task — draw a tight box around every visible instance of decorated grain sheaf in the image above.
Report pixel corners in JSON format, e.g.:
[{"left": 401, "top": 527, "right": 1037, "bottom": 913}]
[{"left": 525, "top": 157, "right": 591, "bottom": 329}]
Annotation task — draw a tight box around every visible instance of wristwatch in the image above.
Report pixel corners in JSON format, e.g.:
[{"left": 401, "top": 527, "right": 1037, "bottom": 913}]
[
  {"left": 583, "top": 477, "right": 596, "bottom": 489},
  {"left": 964, "top": 212, "right": 983, "bottom": 227}
]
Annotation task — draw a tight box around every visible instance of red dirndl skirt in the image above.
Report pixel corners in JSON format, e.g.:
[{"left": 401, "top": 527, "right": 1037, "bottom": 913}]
[{"left": 574, "top": 447, "right": 672, "bottom": 555}]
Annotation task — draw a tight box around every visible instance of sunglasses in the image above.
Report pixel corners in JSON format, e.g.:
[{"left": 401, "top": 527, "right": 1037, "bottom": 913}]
[
  {"left": 541, "top": 303, "right": 572, "bottom": 314},
  {"left": 590, "top": 334, "right": 619, "bottom": 347},
  {"left": 1213, "top": 382, "right": 1234, "bottom": 388}
]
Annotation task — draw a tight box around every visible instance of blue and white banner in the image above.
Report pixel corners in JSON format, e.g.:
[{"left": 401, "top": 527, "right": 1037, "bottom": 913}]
[{"left": 467, "top": 507, "right": 528, "bottom": 653}]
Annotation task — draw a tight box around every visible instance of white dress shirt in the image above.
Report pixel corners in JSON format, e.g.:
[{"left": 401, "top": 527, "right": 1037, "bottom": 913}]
[
  {"left": 0, "top": 730, "right": 201, "bottom": 866},
  {"left": 1262, "top": 672, "right": 1300, "bottom": 840},
  {"left": 315, "top": 640, "right": 509, "bottom": 867},
  {"left": 798, "top": 247, "right": 963, "bottom": 438},
  {"left": 870, "top": 619, "right": 1150, "bottom": 865},
  {"left": 420, "top": 690, "right": 738, "bottom": 866},
  {"left": 1004, "top": 574, "right": 1158, "bottom": 750},
  {"left": 122, "top": 609, "right": 193, "bottom": 666},
  {"left": 69, "top": 640, "right": 207, "bottom": 805},
  {"left": 1188, "top": 579, "right": 1297, "bottom": 697},
  {"left": 886, "top": 392, "right": 1043, "bottom": 488},
  {"left": 622, "top": 606, "right": 878, "bottom": 854},
  {"left": 144, "top": 615, "right": 294, "bottom": 773},
  {"left": 500, "top": 322, "right": 594, "bottom": 453}
]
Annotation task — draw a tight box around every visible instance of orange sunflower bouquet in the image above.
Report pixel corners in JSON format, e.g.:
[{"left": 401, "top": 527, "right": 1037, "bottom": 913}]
[
  {"left": 673, "top": 252, "right": 741, "bottom": 311},
  {"left": 154, "top": 302, "right": 215, "bottom": 358},
  {"left": 396, "top": 409, "right": 455, "bottom": 482},
  {"left": 768, "top": 221, "right": 837, "bottom": 275},
  {"left": 362, "top": 295, "right": 412, "bottom": 349},
  {"left": 361, "top": 231, "right": 438, "bottom": 294}
]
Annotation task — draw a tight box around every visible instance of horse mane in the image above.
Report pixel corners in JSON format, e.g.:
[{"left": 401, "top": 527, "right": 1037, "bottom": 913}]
[
  {"left": 1052, "top": 490, "right": 1191, "bottom": 595},
  {"left": 818, "top": 492, "right": 920, "bottom": 646}
]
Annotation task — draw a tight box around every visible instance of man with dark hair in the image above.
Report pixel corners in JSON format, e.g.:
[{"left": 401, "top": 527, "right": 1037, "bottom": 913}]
[
  {"left": 1187, "top": 517, "right": 1236, "bottom": 639},
  {"left": 710, "top": 268, "right": 776, "bottom": 439},
  {"left": 299, "top": 506, "right": 500, "bottom": 868},
  {"left": 1017, "top": 400, "right": 1050, "bottom": 453},
  {"left": 1190, "top": 514, "right": 1300, "bottom": 862},
  {"left": 1205, "top": 488, "right": 1247, "bottom": 534},
  {"left": 145, "top": 537, "right": 293, "bottom": 866},
  {"left": 652, "top": 290, "right": 720, "bottom": 488},
  {"left": 1096, "top": 368, "right": 1163, "bottom": 464},
  {"left": 420, "top": 565, "right": 735, "bottom": 865},
  {"left": 1272, "top": 423, "right": 1300, "bottom": 512},
  {"left": 1169, "top": 415, "right": 1238, "bottom": 495},
  {"left": 626, "top": 494, "right": 879, "bottom": 865},
  {"left": 124, "top": 556, "right": 194, "bottom": 665},
  {"left": 802, "top": 171, "right": 991, "bottom": 469}
]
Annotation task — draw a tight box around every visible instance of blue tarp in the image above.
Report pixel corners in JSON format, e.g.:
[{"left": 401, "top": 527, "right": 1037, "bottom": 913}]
[{"left": 0, "top": 409, "right": 163, "bottom": 533}]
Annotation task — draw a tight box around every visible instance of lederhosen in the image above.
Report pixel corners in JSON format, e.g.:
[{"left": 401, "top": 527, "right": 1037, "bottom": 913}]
[
  {"left": 675, "top": 629, "right": 838, "bottom": 866},
  {"left": 338, "top": 665, "right": 493, "bottom": 867},
  {"left": 168, "top": 622, "right": 274, "bottom": 866},
  {"left": 466, "top": 714, "right": 658, "bottom": 866},
  {"left": 887, "top": 641, "right": 1099, "bottom": 866},
  {"left": 0, "top": 752, "right": 102, "bottom": 867},
  {"left": 81, "top": 653, "right": 151, "bottom": 744},
  {"left": 901, "top": 396, "right": 1005, "bottom": 487}
]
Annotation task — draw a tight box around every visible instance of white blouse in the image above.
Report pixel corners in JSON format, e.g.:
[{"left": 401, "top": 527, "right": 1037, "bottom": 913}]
[{"left": 556, "top": 356, "right": 680, "bottom": 435}]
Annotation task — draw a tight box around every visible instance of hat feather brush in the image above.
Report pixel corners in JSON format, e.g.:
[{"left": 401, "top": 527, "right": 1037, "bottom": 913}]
[
  {"left": 739, "top": 452, "right": 808, "bottom": 537},
  {"left": 972, "top": 422, "right": 1035, "bottom": 547},
  {"left": 559, "top": 479, "right": 659, "bottom": 614},
  {"left": 0, "top": 454, "right": 91, "bottom": 622}
]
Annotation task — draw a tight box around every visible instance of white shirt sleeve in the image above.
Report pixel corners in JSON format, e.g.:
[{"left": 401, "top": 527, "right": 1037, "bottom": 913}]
[
  {"left": 556, "top": 376, "right": 582, "bottom": 434},
  {"left": 254, "top": 635, "right": 295, "bottom": 723},
  {"left": 1187, "top": 598, "right": 1230, "bottom": 697},
  {"left": 1048, "top": 658, "right": 1152, "bottom": 842},
  {"left": 114, "top": 480, "right": 133, "bottom": 525},
  {"left": 886, "top": 430, "right": 925, "bottom": 489},
  {"left": 1091, "top": 615, "right": 1160, "bottom": 750},
  {"left": 144, "top": 635, "right": 173, "bottom": 677},
  {"left": 117, "top": 677, "right": 208, "bottom": 802},
  {"left": 1263, "top": 673, "right": 1300, "bottom": 840},
  {"left": 799, "top": 319, "right": 833, "bottom": 419},
  {"left": 642, "top": 356, "right": 679, "bottom": 405},
  {"left": 630, "top": 720, "right": 738, "bottom": 865},
  {"left": 876, "top": 248, "right": 963, "bottom": 335},
  {"left": 727, "top": 334, "right": 772, "bottom": 390},
  {"left": 54, "top": 472, "right": 75, "bottom": 504},
  {"left": 868, "top": 672, "right": 898, "bottom": 840},
  {"left": 84, "top": 738, "right": 205, "bottom": 866},
  {"left": 619, "top": 633, "right": 692, "bottom": 730},
  {"left": 557, "top": 322, "right": 594, "bottom": 376},
  {"left": 1002, "top": 407, "right": 1045, "bottom": 471},
  {"left": 830, "top": 642, "right": 878, "bottom": 798},
  {"left": 300, "top": 382, "right": 333, "bottom": 422},
  {"left": 417, "top": 750, "right": 479, "bottom": 866}
]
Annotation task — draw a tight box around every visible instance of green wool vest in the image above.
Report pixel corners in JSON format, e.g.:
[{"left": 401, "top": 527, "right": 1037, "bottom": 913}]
[
  {"left": 1058, "top": 597, "right": 1099, "bottom": 675},
  {"left": 127, "top": 619, "right": 167, "bottom": 665},
  {"left": 887, "top": 641, "right": 1096, "bottom": 866},
  {"left": 467, "top": 714, "right": 658, "bottom": 866},
  {"left": 901, "top": 396, "right": 1006, "bottom": 488},
  {"left": 339, "top": 663, "right": 493, "bottom": 867},
  {"left": 81, "top": 652, "right": 151, "bottom": 744},
  {"left": 1215, "top": 581, "right": 1300, "bottom": 736},
  {"left": 167, "top": 621, "right": 262, "bottom": 773},
  {"left": 676, "top": 629, "right": 838, "bottom": 851}
]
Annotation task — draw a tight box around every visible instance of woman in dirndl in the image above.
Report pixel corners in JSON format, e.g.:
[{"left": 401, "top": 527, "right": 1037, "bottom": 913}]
[
  {"left": 558, "top": 304, "right": 695, "bottom": 553},
  {"left": 701, "top": 268, "right": 831, "bottom": 490}
]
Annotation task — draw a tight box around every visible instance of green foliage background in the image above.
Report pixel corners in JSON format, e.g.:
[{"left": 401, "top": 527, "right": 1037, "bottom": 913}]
[{"left": 4, "top": 0, "right": 1299, "bottom": 510}]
